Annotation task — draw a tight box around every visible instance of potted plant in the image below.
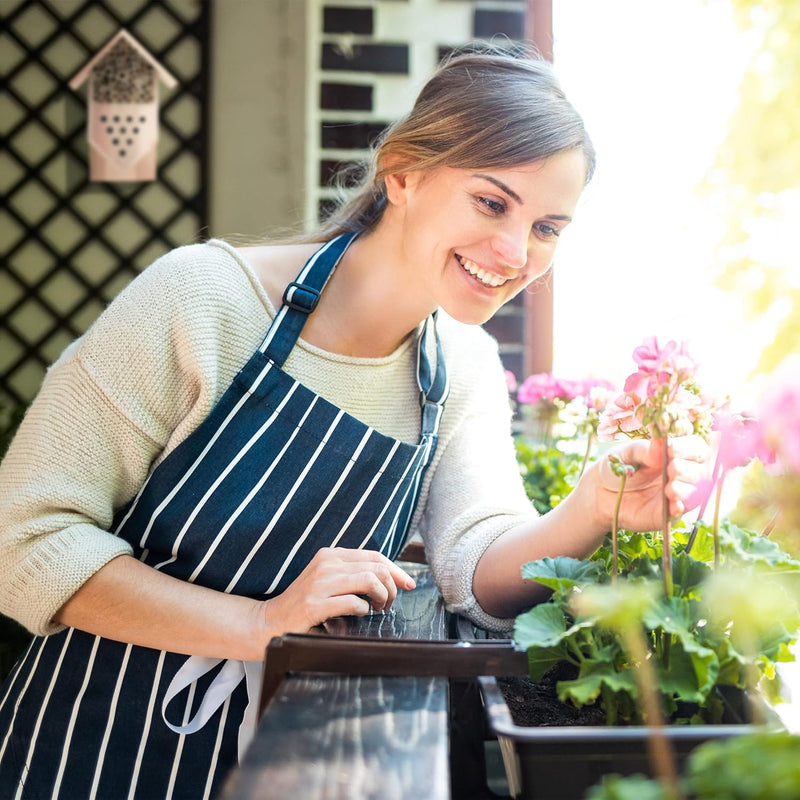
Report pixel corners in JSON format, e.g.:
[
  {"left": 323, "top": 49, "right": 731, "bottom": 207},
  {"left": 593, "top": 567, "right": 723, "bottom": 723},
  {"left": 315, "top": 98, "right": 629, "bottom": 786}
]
[
  {"left": 477, "top": 341, "right": 800, "bottom": 799},
  {"left": 580, "top": 356, "right": 800, "bottom": 800}
]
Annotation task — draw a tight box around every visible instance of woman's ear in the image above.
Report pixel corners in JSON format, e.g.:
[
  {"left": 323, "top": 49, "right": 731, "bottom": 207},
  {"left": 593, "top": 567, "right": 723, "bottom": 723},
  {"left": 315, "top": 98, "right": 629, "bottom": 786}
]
[
  {"left": 381, "top": 153, "right": 417, "bottom": 206},
  {"left": 384, "top": 170, "right": 411, "bottom": 206}
]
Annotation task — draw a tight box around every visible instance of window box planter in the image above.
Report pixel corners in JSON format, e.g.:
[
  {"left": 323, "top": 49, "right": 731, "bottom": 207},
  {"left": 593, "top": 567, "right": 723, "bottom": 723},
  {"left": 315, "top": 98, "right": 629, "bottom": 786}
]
[{"left": 478, "top": 673, "right": 767, "bottom": 799}]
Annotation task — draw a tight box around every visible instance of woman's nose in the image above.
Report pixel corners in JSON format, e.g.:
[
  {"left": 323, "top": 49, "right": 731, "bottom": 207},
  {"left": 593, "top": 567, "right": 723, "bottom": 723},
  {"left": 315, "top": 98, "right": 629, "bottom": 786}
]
[{"left": 491, "top": 227, "right": 529, "bottom": 270}]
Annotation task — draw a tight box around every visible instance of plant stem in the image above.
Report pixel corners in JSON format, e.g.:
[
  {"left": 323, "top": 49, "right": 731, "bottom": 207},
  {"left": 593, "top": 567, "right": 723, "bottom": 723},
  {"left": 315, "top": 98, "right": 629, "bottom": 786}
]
[
  {"left": 661, "top": 438, "right": 673, "bottom": 598},
  {"left": 622, "top": 627, "right": 683, "bottom": 800},
  {"left": 713, "top": 474, "right": 724, "bottom": 568},
  {"left": 736, "top": 630, "right": 766, "bottom": 727},
  {"left": 612, "top": 472, "right": 627, "bottom": 582},
  {"left": 580, "top": 431, "right": 594, "bottom": 477},
  {"left": 762, "top": 509, "right": 780, "bottom": 537},
  {"left": 685, "top": 454, "right": 721, "bottom": 554}
]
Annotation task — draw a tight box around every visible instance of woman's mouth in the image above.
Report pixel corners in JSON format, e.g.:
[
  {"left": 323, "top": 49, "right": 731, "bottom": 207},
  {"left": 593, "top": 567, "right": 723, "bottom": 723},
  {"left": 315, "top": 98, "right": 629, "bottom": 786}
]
[{"left": 456, "top": 255, "right": 509, "bottom": 288}]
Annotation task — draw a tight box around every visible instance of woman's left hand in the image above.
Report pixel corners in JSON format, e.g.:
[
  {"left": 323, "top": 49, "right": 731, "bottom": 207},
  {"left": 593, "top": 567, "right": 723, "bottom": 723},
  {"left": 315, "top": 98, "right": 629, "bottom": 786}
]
[{"left": 593, "top": 434, "right": 712, "bottom": 532}]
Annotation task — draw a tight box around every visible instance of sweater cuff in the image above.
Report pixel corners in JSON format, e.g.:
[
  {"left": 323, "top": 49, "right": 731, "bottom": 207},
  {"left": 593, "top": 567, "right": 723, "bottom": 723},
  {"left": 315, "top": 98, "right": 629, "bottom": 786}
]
[
  {"left": 2, "top": 523, "right": 134, "bottom": 636},
  {"left": 430, "top": 512, "right": 530, "bottom": 636}
]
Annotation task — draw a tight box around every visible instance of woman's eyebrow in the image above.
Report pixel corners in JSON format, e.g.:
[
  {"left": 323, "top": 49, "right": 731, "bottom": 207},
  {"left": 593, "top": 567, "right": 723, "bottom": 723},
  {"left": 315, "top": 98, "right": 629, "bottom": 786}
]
[{"left": 471, "top": 173, "right": 523, "bottom": 205}]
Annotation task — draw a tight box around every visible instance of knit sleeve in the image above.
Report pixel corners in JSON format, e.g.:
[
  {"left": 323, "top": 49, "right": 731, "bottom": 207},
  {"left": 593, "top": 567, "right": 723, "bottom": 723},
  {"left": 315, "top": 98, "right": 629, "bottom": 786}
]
[
  {"left": 418, "top": 320, "right": 538, "bottom": 634},
  {"left": 0, "top": 243, "right": 266, "bottom": 635}
]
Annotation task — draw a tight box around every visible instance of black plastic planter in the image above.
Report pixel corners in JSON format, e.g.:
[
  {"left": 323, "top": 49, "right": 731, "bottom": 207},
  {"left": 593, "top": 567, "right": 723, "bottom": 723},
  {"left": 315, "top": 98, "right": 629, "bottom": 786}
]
[{"left": 478, "top": 674, "right": 763, "bottom": 799}]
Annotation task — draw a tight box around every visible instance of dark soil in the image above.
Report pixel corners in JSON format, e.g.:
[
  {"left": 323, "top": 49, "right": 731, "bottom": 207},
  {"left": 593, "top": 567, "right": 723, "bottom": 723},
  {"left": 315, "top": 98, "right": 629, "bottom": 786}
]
[{"left": 497, "top": 661, "right": 607, "bottom": 727}]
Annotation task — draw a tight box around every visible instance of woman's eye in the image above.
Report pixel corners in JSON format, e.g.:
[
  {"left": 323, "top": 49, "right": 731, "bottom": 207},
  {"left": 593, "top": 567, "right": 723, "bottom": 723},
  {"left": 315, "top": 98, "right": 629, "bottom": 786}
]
[
  {"left": 534, "top": 222, "right": 560, "bottom": 239},
  {"left": 477, "top": 196, "right": 505, "bottom": 214}
]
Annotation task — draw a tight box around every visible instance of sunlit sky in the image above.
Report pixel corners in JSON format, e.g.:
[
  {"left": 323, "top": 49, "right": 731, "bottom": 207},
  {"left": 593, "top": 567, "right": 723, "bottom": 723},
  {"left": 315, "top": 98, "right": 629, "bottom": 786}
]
[{"left": 550, "top": 0, "right": 768, "bottom": 406}]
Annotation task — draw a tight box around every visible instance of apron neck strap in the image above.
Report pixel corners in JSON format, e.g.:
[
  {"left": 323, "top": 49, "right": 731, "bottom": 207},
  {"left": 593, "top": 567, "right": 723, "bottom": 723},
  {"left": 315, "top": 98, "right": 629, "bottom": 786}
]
[
  {"left": 417, "top": 311, "right": 449, "bottom": 437},
  {"left": 258, "top": 231, "right": 449, "bottom": 438},
  {"left": 258, "top": 232, "right": 358, "bottom": 366}
]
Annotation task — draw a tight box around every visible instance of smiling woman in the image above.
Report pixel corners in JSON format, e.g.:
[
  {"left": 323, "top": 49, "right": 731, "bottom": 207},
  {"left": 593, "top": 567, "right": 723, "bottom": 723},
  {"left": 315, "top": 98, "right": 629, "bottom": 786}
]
[
  {"left": 0, "top": 48, "right": 711, "bottom": 799},
  {"left": 368, "top": 153, "right": 587, "bottom": 327}
]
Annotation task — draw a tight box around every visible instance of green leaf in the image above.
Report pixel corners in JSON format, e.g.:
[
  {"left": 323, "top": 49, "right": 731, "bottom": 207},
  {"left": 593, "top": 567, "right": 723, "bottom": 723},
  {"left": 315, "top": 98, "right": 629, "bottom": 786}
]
[
  {"left": 558, "top": 660, "right": 637, "bottom": 706},
  {"left": 655, "top": 637, "right": 719, "bottom": 703},
  {"left": 625, "top": 556, "right": 662, "bottom": 582},
  {"left": 515, "top": 441, "right": 582, "bottom": 514},
  {"left": 687, "top": 732, "right": 800, "bottom": 800},
  {"left": 642, "top": 595, "right": 692, "bottom": 635},
  {"left": 521, "top": 556, "right": 604, "bottom": 594},
  {"left": 721, "top": 522, "right": 800, "bottom": 571},
  {"left": 595, "top": 530, "right": 662, "bottom": 574},
  {"left": 714, "top": 639, "right": 747, "bottom": 686},
  {"left": 618, "top": 531, "right": 660, "bottom": 561},
  {"left": 751, "top": 622, "right": 797, "bottom": 662},
  {"left": 585, "top": 774, "right": 672, "bottom": 800},
  {"left": 671, "top": 552, "right": 712, "bottom": 596},
  {"left": 674, "top": 522, "right": 716, "bottom": 562},
  {"left": 524, "top": 645, "right": 567, "bottom": 682},
  {"left": 571, "top": 581, "right": 659, "bottom": 631},
  {"left": 514, "top": 602, "right": 571, "bottom": 650},
  {"left": 526, "top": 647, "right": 566, "bottom": 682}
]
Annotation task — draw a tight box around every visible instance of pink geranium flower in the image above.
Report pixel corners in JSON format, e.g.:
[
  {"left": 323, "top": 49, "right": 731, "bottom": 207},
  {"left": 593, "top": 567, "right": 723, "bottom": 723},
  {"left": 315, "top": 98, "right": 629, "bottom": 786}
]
[
  {"left": 715, "top": 410, "right": 776, "bottom": 472},
  {"left": 632, "top": 336, "right": 698, "bottom": 384},
  {"left": 588, "top": 384, "right": 617, "bottom": 413},
  {"left": 517, "top": 373, "right": 578, "bottom": 405},
  {"left": 623, "top": 370, "right": 653, "bottom": 399},
  {"left": 601, "top": 337, "right": 711, "bottom": 441},
  {"left": 759, "top": 359, "right": 800, "bottom": 473},
  {"left": 597, "top": 392, "right": 646, "bottom": 441},
  {"left": 504, "top": 370, "right": 518, "bottom": 394}
]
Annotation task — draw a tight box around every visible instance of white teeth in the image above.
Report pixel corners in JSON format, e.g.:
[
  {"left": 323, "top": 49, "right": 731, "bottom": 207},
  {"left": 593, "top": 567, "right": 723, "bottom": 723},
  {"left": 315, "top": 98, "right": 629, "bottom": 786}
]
[{"left": 457, "top": 256, "right": 508, "bottom": 288}]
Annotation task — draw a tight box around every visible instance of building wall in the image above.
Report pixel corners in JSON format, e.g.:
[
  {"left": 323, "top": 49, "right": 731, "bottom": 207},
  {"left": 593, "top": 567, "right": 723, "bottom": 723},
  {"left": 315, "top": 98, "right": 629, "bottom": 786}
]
[
  {"left": 0, "top": 0, "right": 209, "bottom": 407},
  {"left": 211, "top": 0, "right": 529, "bottom": 376},
  {"left": 209, "top": 0, "right": 308, "bottom": 238},
  {"left": 1, "top": 0, "right": 530, "bottom": 411}
]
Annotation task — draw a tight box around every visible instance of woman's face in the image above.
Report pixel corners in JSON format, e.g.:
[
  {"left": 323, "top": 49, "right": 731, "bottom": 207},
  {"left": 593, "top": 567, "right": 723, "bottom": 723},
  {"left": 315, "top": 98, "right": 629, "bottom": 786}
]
[{"left": 386, "top": 149, "right": 587, "bottom": 325}]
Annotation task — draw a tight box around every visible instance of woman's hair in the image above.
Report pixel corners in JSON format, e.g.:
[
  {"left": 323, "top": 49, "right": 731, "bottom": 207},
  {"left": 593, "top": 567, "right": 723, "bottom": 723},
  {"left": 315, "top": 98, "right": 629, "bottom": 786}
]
[{"left": 312, "top": 47, "right": 595, "bottom": 241}]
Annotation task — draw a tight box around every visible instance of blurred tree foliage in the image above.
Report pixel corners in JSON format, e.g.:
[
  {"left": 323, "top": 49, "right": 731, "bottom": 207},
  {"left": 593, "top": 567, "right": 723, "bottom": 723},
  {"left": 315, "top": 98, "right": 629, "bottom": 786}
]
[{"left": 703, "top": 0, "right": 800, "bottom": 375}]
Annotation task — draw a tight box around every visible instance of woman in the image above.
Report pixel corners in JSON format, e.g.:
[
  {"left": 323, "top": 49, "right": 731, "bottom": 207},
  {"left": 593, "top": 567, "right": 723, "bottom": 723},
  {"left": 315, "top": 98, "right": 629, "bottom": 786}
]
[{"left": 0, "top": 51, "right": 706, "bottom": 798}]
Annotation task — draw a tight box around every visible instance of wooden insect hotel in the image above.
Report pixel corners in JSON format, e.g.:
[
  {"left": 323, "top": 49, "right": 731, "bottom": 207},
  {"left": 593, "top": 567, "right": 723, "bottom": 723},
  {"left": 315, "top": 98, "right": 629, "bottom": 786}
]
[{"left": 70, "top": 29, "right": 177, "bottom": 182}]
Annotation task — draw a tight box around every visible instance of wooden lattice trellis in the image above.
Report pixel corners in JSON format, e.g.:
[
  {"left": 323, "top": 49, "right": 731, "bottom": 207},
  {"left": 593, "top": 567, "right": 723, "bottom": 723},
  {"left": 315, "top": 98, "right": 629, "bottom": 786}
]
[{"left": 0, "top": 0, "right": 210, "bottom": 407}]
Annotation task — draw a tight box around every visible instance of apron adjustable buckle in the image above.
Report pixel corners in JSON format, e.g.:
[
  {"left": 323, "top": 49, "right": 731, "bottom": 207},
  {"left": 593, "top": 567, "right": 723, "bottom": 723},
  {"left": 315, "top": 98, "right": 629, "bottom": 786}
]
[{"left": 282, "top": 281, "right": 320, "bottom": 313}]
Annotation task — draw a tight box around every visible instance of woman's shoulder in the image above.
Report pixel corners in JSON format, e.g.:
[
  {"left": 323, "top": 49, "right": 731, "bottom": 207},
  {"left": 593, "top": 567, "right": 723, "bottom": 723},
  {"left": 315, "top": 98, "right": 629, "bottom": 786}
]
[
  {"left": 85, "top": 240, "right": 274, "bottom": 339},
  {"left": 59, "top": 240, "right": 274, "bottom": 379},
  {"left": 138, "top": 239, "right": 272, "bottom": 309}
]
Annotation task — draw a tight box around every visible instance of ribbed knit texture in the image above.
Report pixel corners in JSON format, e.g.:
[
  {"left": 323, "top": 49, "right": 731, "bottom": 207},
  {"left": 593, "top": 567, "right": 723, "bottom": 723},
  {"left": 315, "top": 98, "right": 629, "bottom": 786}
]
[{"left": 0, "top": 240, "right": 536, "bottom": 635}]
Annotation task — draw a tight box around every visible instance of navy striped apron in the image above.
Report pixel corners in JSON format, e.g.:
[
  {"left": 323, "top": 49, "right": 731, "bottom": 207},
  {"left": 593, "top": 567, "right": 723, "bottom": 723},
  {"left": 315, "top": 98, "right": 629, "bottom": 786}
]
[{"left": 0, "top": 233, "right": 449, "bottom": 800}]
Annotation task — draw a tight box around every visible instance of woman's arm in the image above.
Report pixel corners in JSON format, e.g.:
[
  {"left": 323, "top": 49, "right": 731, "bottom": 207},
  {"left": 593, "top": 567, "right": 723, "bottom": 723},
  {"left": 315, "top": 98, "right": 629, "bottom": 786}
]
[
  {"left": 55, "top": 548, "right": 416, "bottom": 661},
  {"left": 472, "top": 435, "right": 710, "bottom": 618},
  {"left": 418, "top": 320, "right": 710, "bottom": 627},
  {"left": 0, "top": 244, "right": 270, "bottom": 636}
]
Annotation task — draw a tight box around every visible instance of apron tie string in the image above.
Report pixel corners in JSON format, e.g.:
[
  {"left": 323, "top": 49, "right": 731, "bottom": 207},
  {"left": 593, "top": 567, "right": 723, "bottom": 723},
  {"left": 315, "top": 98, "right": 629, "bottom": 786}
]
[{"left": 162, "top": 656, "right": 263, "bottom": 763}]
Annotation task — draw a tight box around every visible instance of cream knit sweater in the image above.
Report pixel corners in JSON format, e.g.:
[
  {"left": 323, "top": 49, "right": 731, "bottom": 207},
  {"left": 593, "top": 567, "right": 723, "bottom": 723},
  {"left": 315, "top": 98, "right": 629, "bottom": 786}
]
[{"left": 0, "top": 240, "right": 536, "bottom": 636}]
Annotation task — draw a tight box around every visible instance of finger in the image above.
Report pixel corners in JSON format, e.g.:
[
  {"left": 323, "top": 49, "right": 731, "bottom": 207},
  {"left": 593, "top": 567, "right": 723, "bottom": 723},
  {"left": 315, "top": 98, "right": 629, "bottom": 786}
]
[
  {"left": 667, "top": 434, "right": 712, "bottom": 463},
  {"left": 664, "top": 479, "right": 699, "bottom": 516},
  {"left": 373, "top": 563, "right": 398, "bottom": 610},
  {"left": 612, "top": 438, "right": 662, "bottom": 473},
  {"left": 357, "top": 567, "right": 395, "bottom": 612},
  {"left": 319, "top": 594, "right": 372, "bottom": 620},
  {"left": 325, "top": 569, "right": 392, "bottom": 611},
  {"left": 311, "top": 558, "right": 399, "bottom": 610},
  {"left": 324, "top": 547, "right": 417, "bottom": 591},
  {"left": 667, "top": 457, "right": 708, "bottom": 486}
]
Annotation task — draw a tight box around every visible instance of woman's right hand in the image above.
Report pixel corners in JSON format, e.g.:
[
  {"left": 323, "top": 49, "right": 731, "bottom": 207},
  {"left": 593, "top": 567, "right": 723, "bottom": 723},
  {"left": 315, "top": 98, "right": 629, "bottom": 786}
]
[
  {"left": 260, "top": 547, "right": 417, "bottom": 640},
  {"left": 54, "top": 548, "right": 416, "bottom": 664}
]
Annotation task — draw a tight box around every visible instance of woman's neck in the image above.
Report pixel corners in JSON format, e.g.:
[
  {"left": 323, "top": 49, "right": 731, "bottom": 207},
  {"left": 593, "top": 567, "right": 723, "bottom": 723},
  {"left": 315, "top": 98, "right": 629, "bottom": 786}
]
[
  {"left": 241, "top": 220, "right": 437, "bottom": 359},
  {"left": 308, "top": 224, "right": 435, "bottom": 357}
]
